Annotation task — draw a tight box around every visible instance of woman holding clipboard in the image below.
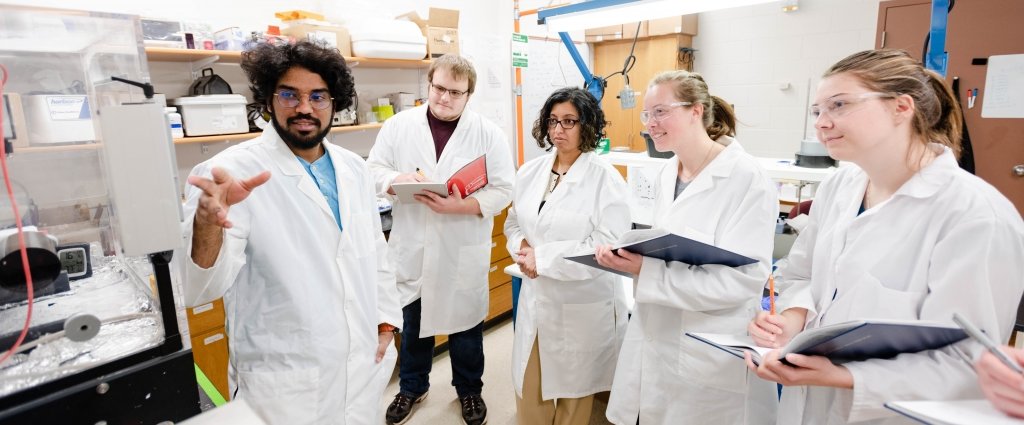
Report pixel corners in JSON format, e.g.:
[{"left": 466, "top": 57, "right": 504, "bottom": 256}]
[
  {"left": 594, "top": 70, "right": 779, "bottom": 425},
  {"left": 504, "top": 87, "right": 631, "bottom": 425},
  {"left": 746, "top": 49, "right": 1024, "bottom": 424}
]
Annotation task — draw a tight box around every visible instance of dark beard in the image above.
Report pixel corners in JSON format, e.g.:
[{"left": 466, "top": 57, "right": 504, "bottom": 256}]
[{"left": 271, "top": 112, "right": 331, "bottom": 151}]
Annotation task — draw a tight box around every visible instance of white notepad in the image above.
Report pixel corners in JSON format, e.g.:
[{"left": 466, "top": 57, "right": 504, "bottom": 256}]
[
  {"left": 391, "top": 182, "right": 447, "bottom": 204},
  {"left": 885, "top": 400, "right": 1024, "bottom": 425}
]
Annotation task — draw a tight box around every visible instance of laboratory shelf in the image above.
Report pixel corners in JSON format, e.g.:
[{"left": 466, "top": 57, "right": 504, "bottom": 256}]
[
  {"left": 172, "top": 123, "right": 384, "bottom": 145},
  {"left": 144, "top": 47, "right": 432, "bottom": 68}
]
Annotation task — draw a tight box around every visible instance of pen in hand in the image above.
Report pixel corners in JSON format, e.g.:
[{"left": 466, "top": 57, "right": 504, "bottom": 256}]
[
  {"left": 768, "top": 275, "right": 776, "bottom": 315},
  {"left": 953, "top": 312, "right": 1024, "bottom": 374}
]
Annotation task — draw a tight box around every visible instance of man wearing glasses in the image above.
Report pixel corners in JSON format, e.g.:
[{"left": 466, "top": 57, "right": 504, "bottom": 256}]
[
  {"left": 368, "top": 54, "right": 515, "bottom": 425},
  {"left": 182, "top": 41, "right": 401, "bottom": 425}
]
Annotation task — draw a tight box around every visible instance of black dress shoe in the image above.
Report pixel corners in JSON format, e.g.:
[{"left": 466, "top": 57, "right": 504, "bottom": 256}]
[
  {"left": 385, "top": 391, "right": 427, "bottom": 425},
  {"left": 459, "top": 394, "right": 487, "bottom": 425}
]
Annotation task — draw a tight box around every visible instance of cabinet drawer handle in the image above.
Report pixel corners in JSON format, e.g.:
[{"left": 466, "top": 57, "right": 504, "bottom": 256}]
[
  {"left": 192, "top": 303, "right": 214, "bottom": 314},
  {"left": 203, "top": 333, "right": 225, "bottom": 345},
  {"left": 490, "top": 266, "right": 497, "bottom": 273}
]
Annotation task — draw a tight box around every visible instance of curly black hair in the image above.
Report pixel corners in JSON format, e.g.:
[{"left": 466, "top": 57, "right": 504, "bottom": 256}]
[
  {"left": 240, "top": 41, "right": 356, "bottom": 113},
  {"left": 531, "top": 87, "right": 606, "bottom": 152}
]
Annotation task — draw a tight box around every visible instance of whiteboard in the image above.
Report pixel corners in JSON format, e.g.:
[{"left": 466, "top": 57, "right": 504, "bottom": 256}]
[{"left": 519, "top": 37, "right": 591, "bottom": 163}]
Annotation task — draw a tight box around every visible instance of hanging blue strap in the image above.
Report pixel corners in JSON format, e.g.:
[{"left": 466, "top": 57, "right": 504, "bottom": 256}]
[{"left": 926, "top": 0, "right": 950, "bottom": 76}]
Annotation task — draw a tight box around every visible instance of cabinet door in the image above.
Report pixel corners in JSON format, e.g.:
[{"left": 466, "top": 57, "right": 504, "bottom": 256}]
[
  {"left": 594, "top": 35, "right": 693, "bottom": 151},
  {"left": 878, "top": 0, "right": 1024, "bottom": 214},
  {"left": 875, "top": 0, "right": 930, "bottom": 58},
  {"left": 192, "top": 328, "right": 230, "bottom": 401},
  {"left": 945, "top": 0, "right": 1024, "bottom": 214}
]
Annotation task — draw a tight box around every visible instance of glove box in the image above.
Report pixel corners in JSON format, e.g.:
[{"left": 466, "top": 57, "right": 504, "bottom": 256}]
[{"left": 171, "top": 95, "right": 249, "bottom": 137}]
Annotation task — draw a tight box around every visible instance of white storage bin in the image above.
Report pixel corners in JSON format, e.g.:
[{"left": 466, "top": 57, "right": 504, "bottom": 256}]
[
  {"left": 350, "top": 20, "right": 426, "bottom": 60},
  {"left": 171, "top": 95, "right": 249, "bottom": 137}
]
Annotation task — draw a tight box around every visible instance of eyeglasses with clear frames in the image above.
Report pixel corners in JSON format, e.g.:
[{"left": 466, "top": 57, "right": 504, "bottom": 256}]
[
  {"left": 430, "top": 83, "right": 468, "bottom": 99},
  {"left": 640, "top": 101, "right": 693, "bottom": 125},
  {"left": 546, "top": 118, "right": 579, "bottom": 130},
  {"left": 274, "top": 90, "right": 334, "bottom": 110},
  {"left": 810, "top": 92, "right": 897, "bottom": 120}
]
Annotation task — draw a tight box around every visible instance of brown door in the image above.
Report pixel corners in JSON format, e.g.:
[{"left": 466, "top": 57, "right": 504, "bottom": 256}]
[
  {"left": 945, "top": 0, "right": 1024, "bottom": 214},
  {"left": 875, "top": 0, "right": 931, "bottom": 58},
  {"left": 877, "top": 0, "right": 1024, "bottom": 215},
  {"left": 593, "top": 35, "right": 691, "bottom": 151}
]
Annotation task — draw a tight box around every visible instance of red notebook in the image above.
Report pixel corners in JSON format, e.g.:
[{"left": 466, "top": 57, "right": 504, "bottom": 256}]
[{"left": 446, "top": 155, "right": 488, "bottom": 197}]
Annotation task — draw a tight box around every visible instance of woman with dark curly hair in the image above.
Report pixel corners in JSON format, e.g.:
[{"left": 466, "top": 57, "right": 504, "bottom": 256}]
[
  {"left": 504, "top": 87, "right": 631, "bottom": 425},
  {"left": 182, "top": 41, "right": 401, "bottom": 425}
]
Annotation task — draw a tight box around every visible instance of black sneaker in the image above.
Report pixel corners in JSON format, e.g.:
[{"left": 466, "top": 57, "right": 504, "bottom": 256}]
[
  {"left": 459, "top": 394, "right": 487, "bottom": 425},
  {"left": 385, "top": 391, "right": 427, "bottom": 425}
]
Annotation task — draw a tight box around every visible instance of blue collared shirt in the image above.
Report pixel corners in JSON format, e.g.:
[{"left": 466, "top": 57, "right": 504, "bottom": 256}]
[{"left": 297, "top": 152, "right": 342, "bottom": 231}]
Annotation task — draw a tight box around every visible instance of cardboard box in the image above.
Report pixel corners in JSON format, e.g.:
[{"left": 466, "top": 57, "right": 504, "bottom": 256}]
[
  {"left": 399, "top": 7, "right": 460, "bottom": 58},
  {"left": 282, "top": 23, "right": 352, "bottom": 57},
  {"left": 648, "top": 14, "right": 698, "bottom": 36},
  {"left": 585, "top": 24, "right": 622, "bottom": 42}
]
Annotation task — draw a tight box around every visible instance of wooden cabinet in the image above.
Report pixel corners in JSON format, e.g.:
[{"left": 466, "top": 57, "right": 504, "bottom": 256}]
[
  {"left": 186, "top": 299, "right": 229, "bottom": 400},
  {"left": 191, "top": 327, "right": 230, "bottom": 400},
  {"left": 593, "top": 35, "right": 694, "bottom": 152},
  {"left": 486, "top": 207, "right": 514, "bottom": 320}
]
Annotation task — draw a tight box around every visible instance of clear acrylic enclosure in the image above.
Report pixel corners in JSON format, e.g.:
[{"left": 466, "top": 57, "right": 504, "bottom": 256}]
[{"left": 0, "top": 5, "right": 185, "bottom": 402}]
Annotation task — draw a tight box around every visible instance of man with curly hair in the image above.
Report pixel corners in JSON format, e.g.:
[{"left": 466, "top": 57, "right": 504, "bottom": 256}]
[
  {"left": 182, "top": 41, "right": 401, "bottom": 425},
  {"left": 368, "top": 54, "right": 515, "bottom": 425}
]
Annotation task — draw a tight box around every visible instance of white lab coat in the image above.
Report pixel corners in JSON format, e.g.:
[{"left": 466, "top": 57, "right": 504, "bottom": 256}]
[
  {"left": 774, "top": 145, "right": 1024, "bottom": 424},
  {"left": 605, "top": 138, "right": 779, "bottom": 425},
  {"left": 504, "top": 151, "right": 631, "bottom": 400},
  {"left": 181, "top": 127, "right": 402, "bottom": 425},
  {"left": 367, "top": 105, "right": 515, "bottom": 336}
]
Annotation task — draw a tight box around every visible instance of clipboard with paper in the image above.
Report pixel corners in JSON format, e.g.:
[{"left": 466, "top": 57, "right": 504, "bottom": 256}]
[
  {"left": 687, "top": 319, "right": 968, "bottom": 366},
  {"left": 391, "top": 155, "right": 488, "bottom": 203},
  {"left": 563, "top": 228, "right": 757, "bottom": 277}
]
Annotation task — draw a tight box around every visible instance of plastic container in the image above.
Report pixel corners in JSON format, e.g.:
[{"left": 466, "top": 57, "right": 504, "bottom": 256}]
[
  {"left": 349, "top": 20, "right": 426, "bottom": 60},
  {"left": 171, "top": 95, "right": 249, "bottom": 136},
  {"left": 164, "top": 107, "right": 184, "bottom": 139}
]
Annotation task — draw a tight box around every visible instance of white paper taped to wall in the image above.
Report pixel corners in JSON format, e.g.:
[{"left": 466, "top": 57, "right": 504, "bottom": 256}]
[{"left": 981, "top": 54, "right": 1024, "bottom": 119}]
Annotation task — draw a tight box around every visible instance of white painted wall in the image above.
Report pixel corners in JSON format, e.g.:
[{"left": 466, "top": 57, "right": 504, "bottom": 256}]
[{"left": 692, "top": 0, "right": 881, "bottom": 158}]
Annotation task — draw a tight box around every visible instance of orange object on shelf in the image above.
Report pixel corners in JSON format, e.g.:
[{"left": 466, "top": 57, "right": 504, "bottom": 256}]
[{"left": 274, "top": 10, "right": 325, "bottom": 21}]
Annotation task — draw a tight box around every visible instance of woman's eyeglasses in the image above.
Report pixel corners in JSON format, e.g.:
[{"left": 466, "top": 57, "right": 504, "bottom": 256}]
[
  {"left": 639, "top": 102, "right": 692, "bottom": 125},
  {"left": 274, "top": 90, "right": 334, "bottom": 110},
  {"left": 546, "top": 118, "right": 579, "bottom": 130},
  {"left": 810, "top": 92, "right": 896, "bottom": 119}
]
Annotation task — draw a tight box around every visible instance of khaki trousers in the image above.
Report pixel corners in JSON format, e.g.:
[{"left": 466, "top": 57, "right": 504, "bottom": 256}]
[{"left": 515, "top": 338, "right": 594, "bottom": 425}]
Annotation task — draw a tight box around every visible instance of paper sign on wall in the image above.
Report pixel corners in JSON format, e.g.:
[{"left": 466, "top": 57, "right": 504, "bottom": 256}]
[
  {"left": 981, "top": 54, "right": 1024, "bottom": 119},
  {"left": 512, "top": 33, "right": 528, "bottom": 68}
]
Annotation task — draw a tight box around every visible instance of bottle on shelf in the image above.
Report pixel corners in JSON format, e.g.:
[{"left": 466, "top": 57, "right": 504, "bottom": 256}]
[{"left": 165, "top": 107, "right": 184, "bottom": 139}]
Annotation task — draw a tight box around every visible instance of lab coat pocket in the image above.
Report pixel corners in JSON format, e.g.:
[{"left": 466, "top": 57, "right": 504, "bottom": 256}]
[
  {"left": 829, "top": 273, "right": 926, "bottom": 322},
  {"left": 238, "top": 367, "right": 320, "bottom": 425},
  {"left": 561, "top": 300, "right": 615, "bottom": 352},
  {"left": 456, "top": 243, "right": 491, "bottom": 290},
  {"left": 347, "top": 212, "right": 378, "bottom": 256},
  {"left": 679, "top": 310, "right": 748, "bottom": 393}
]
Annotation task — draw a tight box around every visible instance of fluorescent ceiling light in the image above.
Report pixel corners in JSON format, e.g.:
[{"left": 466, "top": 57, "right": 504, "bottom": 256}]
[{"left": 539, "top": 0, "right": 778, "bottom": 32}]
